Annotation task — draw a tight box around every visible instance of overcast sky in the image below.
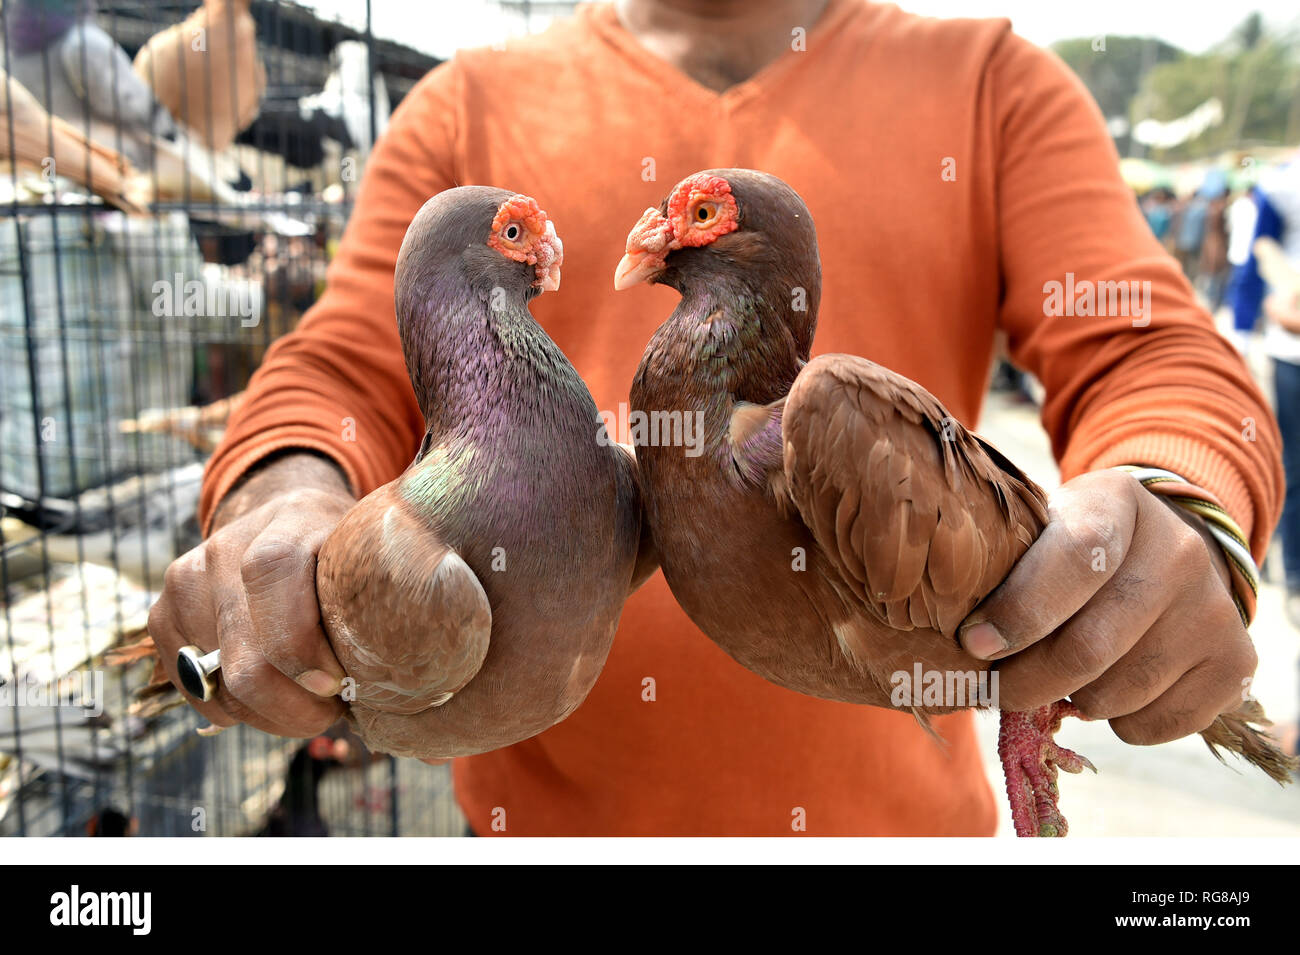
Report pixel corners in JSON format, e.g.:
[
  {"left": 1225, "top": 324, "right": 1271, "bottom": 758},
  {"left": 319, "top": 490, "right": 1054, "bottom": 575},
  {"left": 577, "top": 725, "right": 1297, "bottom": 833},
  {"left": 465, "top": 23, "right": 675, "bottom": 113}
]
[{"left": 306, "top": 1, "right": 1300, "bottom": 61}]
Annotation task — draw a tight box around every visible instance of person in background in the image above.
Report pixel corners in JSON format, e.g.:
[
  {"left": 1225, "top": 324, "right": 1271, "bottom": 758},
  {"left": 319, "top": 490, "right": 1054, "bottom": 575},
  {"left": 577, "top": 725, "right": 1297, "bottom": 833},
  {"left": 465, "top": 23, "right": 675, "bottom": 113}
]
[
  {"left": 1222, "top": 183, "right": 1263, "bottom": 350},
  {"left": 1195, "top": 171, "right": 1231, "bottom": 313},
  {"left": 1142, "top": 186, "right": 1177, "bottom": 241},
  {"left": 1175, "top": 179, "right": 1213, "bottom": 282},
  {"left": 1230, "top": 162, "right": 1300, "bottom": 633}
]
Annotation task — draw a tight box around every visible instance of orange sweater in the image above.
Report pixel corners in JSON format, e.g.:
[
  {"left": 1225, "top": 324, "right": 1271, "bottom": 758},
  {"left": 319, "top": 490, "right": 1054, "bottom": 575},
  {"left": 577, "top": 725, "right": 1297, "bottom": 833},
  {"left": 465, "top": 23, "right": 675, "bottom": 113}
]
[{"left": 201, "top": 1, "right": 1283, "bottom": 835}]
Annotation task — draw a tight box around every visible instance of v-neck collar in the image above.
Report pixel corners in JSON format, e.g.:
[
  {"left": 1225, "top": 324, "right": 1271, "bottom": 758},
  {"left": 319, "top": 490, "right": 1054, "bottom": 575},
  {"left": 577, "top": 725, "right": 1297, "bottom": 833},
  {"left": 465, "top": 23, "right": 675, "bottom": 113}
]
[{"left": 586, "top": 0, "right": 861, "bottom": 110}]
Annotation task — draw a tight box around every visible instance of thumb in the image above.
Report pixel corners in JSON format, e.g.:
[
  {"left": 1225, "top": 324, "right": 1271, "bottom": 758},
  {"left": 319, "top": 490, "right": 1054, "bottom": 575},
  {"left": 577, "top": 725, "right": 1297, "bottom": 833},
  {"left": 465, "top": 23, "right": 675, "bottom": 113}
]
[
  {"left": 241, "top": 520, "right": 347, "bottom": 697},
  {"left": 958, "top": 475, "right": 1135, "bottom": 659}
]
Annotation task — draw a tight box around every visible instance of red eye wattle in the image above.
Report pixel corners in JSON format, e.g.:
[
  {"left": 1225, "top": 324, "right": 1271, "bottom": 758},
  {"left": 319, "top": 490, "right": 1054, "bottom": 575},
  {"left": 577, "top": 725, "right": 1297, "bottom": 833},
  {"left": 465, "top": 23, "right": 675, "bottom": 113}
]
[{"left": 666, "top": 174, "right": 738, "bottom": 248}]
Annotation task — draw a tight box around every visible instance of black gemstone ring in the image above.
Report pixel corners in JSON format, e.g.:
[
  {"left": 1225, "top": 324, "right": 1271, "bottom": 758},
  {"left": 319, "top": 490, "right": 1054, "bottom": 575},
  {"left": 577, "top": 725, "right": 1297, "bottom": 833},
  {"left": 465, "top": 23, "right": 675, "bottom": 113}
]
[{"left": 176, "top": 646, "right": 221, "bottom": 702}]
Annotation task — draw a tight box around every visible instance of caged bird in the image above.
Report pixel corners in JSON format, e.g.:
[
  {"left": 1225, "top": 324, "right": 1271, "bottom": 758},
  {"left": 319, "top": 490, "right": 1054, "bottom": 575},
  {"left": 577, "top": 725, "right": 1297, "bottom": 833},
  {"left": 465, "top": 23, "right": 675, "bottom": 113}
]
[
  {"left": 132, "top": 0, "right": 266, "bottom": 154},
  {"left": 0, "top": 0, "right": 176, "bottom": 170},
  {"left": 2, "top": 462, "right": 204, "bottom": 591},
  {"left": 0, "top": 0, "right": 253, "bottom": 206},
  {"left": 0, "top": 691, "right": 126, "bottom": 781},
  {"left": 118, "top": 392, "right": 244, "bottom": 457},
  {"left": 0, "top": 65, "right": 143, "bottom": 211},
  {"left": 617, "top": 168, "right": 1296, "bottom": 837},
  {"left": 255, "top": 734, "right": 348, "bottom": 838},
  {"left": 85, "top": 805, "right": 137, "bottom": 836},
  {"left": 297, "top": 40, "right": 390, "bottom": 161}
]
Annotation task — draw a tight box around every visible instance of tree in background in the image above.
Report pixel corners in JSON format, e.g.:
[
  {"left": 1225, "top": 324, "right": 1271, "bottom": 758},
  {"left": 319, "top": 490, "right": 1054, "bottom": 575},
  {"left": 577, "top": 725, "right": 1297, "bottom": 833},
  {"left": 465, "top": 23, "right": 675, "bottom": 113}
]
[
  {"left": 1054, "top": 35, "right": 1182, "bottom": 155},
  {"left": 1053, "top": 13, "right": 1300, "bottom": 161}
]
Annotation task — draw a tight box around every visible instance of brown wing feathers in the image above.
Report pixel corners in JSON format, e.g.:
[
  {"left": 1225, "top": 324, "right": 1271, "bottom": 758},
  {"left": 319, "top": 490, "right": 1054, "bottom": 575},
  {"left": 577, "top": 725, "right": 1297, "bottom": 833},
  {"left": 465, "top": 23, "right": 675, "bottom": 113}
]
[{"left": 783, "top": 353, "right": 1048, "bottom": 637}]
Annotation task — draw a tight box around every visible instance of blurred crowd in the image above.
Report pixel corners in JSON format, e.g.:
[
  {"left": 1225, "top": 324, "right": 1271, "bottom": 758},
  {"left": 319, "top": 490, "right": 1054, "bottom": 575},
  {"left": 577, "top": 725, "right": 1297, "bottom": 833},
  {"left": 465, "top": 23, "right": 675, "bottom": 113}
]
[
  {"left": 1150, "top": 159, "right": 1300, "bottom": 753},
  {"left": 1140, "top": 169, "right": 1239, "bottom": 312}
]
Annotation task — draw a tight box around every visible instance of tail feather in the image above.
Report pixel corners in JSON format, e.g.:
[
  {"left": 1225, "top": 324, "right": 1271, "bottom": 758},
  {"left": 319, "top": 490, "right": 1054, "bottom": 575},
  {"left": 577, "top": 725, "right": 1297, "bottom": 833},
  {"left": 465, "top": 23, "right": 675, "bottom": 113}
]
[
  {"left": 102, "top": 631, "right": 157, "bottom": 667},
  {"left": 103, "top": 629, "right": 183, "bottom": 716},
  {"left": 128, "top": 680, "right": 186, "bottom": 719},
  {"left": 1201, "top": 700, "right": 1298, "bottom": 785}
]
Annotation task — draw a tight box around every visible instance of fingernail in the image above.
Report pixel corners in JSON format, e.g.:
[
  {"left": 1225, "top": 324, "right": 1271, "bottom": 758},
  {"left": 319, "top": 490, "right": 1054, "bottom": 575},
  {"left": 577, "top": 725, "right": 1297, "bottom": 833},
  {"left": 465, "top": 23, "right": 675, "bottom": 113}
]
[
  {"left": 963, "top": 622, "right": 1007, "bottom": 659},
  {"left": 298, "top": 669, "right": 342, "bottom": 697}
]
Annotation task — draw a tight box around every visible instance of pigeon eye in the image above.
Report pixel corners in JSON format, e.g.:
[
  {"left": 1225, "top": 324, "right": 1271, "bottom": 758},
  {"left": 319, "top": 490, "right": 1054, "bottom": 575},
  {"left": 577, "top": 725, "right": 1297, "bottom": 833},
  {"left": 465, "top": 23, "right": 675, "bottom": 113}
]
[
  {"left": 695, "top": 203, "right": 717, "bottom": 224},
  {"left": 504, "top": 223, "right": 522, "bottom": 242}
]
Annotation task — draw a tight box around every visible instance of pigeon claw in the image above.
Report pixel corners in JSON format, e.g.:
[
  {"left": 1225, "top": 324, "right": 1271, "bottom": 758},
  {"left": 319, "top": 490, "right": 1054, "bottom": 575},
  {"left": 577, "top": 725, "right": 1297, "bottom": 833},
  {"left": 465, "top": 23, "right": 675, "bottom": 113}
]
[{"left": 998, "top": 701, "right": 1094, "bottom": 837}]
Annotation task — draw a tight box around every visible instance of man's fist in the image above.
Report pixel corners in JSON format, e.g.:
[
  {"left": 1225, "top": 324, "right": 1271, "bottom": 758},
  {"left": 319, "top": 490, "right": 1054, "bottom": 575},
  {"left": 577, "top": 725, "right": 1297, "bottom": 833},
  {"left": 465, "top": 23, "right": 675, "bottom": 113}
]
[
  {"left": 960, "top": 468, "right": 1256, "bottom": 745},
  {"left": 147, "top": 454, "right": 356, "bottom": 736}
]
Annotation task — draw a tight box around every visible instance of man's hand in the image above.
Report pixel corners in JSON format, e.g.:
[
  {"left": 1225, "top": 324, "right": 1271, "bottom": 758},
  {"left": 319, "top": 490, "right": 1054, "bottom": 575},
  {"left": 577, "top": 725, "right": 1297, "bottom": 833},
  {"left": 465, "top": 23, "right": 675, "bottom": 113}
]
[
  {"left": 147, "top": 453, "right": 356, "bottom": 736},
  {"left": 959, "top": 469, "right": 1256, "bottom": 745}
]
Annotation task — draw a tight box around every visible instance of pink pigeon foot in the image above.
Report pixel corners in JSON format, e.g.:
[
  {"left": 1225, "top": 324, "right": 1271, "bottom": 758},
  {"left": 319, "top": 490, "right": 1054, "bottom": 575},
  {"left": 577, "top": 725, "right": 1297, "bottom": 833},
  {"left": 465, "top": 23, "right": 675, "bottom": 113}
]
[{"left": 999, "top": 701, "right": 1096, "bottom": 837}]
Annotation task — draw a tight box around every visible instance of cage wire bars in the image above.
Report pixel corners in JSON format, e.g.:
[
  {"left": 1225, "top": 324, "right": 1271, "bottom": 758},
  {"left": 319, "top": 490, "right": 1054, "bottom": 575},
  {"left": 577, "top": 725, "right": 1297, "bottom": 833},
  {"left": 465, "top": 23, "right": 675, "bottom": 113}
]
[{"left": 0, "top": 0, "right": 461, "bottom": 837}]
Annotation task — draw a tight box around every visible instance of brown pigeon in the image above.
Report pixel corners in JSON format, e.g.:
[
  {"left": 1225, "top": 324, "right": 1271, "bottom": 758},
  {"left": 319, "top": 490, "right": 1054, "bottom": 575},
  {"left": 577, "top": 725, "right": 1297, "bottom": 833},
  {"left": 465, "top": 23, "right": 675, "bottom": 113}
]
[
  {"left": 617, "top": 168, "right": 1295, "bottom": 837},
  {"left": 133, "top": 0, "right": 266, "bottom": 153}
]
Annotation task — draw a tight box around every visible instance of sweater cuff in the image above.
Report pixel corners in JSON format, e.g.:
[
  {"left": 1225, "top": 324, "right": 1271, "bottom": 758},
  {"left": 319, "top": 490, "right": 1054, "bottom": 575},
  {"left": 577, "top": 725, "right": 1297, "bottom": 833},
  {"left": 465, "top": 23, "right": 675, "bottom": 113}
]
[
  {"left": 1070, "top": 433, "right": 1261, "bottom": 560},
  {"left": 198, "top": 428, "right": 363, "bottom": 537}
]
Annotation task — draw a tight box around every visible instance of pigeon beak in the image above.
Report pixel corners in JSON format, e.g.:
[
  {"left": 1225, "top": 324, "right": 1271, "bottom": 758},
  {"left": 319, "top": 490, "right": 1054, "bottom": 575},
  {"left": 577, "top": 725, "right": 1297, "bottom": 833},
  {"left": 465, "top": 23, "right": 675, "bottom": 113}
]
[
  {"left": 539, "top": 260, "right": 562, "bottom": 293},
  {"left": 614, "top": 249, "right": 666, "bottom": 290},
  {"left": 615, "top": 206, "right": 674, "bottom": 290}
]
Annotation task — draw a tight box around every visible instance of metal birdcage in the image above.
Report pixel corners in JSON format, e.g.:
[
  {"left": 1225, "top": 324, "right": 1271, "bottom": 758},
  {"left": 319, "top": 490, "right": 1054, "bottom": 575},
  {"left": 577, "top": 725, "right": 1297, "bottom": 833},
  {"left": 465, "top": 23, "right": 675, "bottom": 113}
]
[{"left": 0, "top": 0, "right": 463, "bottom": 837}]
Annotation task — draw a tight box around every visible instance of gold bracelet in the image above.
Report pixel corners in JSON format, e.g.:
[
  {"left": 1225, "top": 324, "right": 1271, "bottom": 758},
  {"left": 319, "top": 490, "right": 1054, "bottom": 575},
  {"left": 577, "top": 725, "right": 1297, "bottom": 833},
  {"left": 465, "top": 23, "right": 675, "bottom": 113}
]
[{"left": 1113, "top": 465, "right": 1259, "bottom": 625}]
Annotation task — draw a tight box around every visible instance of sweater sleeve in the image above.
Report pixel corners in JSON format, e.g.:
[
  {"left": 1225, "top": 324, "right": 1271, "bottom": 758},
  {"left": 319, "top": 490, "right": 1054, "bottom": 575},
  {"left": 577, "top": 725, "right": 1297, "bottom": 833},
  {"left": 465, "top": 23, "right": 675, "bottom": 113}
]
[
  {"left": 198, "top": 61, "right": 465, "bottom": 533},
  {"left": 987, "top": 31, "right": 1284, "bottom": 560}
]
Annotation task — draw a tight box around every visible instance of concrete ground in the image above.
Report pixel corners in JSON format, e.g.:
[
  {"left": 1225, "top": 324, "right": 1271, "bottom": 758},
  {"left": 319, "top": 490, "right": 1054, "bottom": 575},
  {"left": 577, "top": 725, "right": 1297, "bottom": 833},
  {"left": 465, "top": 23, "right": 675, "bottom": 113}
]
[{"left": 974, "top": 387, "right": 1300, "bottom": 836}]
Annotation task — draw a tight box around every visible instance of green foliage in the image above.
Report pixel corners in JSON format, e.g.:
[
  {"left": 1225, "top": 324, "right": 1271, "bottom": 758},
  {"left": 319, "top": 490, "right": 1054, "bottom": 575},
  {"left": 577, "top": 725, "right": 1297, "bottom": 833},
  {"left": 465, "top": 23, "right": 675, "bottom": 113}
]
[
  {"left": 1053, "top": 36, "right": 1182, "bottom": 121},
  {"left": 1052, "top": 13, "right": 1300, "bottom": 160}
]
